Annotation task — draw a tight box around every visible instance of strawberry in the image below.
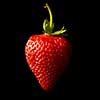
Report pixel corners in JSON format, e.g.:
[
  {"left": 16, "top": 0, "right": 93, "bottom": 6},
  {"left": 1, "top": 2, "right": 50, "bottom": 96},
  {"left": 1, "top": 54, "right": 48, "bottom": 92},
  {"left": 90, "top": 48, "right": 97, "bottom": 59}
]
[{"left": 25, "top": 3, "right": 72, "bottom": 91}]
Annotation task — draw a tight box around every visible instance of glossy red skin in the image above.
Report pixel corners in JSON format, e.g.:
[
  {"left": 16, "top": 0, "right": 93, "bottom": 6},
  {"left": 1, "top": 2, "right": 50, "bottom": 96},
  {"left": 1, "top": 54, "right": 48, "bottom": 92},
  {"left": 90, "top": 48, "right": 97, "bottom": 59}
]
[{"left": 25, "top": 34, "right": 71, "bottom": 91}]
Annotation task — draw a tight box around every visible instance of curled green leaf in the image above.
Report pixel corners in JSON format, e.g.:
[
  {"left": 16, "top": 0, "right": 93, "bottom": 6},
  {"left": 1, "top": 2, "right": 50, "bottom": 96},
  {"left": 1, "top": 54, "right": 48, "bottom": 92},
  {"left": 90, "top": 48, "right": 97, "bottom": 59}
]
[{"left": 43, "top": 19, "right": 49, "bottom": 32}]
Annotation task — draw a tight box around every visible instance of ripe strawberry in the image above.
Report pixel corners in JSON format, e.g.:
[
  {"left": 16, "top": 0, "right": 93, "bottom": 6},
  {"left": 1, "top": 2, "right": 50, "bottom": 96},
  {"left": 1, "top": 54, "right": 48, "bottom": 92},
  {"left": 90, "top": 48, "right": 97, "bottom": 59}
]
[{"left": 25, "top": 3, "right": 72, "bottom": 91}]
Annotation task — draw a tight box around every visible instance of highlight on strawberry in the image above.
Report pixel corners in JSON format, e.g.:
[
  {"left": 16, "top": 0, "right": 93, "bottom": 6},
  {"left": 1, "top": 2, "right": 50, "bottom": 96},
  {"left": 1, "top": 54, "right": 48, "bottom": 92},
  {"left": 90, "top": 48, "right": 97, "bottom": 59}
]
[{"left": 25, "top": 3, "right": 72, "bottom": 91}]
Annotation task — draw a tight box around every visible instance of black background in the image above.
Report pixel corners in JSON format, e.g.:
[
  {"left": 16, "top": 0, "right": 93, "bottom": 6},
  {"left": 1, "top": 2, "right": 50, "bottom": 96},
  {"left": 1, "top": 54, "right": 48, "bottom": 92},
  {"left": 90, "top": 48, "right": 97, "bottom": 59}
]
[{"left": 15, "top": 0, "right": 81, "bottom": 99}]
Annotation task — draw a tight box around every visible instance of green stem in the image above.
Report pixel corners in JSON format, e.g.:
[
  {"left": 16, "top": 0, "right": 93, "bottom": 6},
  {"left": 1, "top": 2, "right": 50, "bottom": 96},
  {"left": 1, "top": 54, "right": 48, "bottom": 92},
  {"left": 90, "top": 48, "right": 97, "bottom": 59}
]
[
  {"left": 44, "top": 3, "right": 53, "bottom": 28},
  {"left": 43, "top": 3, "right": 67, "bottom": 35}
]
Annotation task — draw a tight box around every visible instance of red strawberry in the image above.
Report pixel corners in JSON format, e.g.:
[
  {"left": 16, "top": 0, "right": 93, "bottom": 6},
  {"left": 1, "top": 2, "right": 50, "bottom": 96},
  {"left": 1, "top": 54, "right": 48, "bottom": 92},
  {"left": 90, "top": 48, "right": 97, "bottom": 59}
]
[{"left": 25, "top": 3, "right": 72, "bottom": 91}]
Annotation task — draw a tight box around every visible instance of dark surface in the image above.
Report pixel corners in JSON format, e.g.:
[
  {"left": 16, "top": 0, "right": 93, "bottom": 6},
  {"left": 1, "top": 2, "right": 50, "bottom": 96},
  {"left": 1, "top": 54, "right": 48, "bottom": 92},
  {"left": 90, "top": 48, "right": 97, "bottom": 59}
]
[{"left": 15, "top": 0, "right": 81, "bottom": 99}]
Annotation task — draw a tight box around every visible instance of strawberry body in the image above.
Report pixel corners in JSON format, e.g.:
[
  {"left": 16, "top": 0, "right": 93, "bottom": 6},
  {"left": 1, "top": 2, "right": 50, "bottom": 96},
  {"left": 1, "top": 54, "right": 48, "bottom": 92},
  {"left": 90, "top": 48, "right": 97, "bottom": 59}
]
[{"left": 25, "top": 34, "right": 71, "bottom": 91}]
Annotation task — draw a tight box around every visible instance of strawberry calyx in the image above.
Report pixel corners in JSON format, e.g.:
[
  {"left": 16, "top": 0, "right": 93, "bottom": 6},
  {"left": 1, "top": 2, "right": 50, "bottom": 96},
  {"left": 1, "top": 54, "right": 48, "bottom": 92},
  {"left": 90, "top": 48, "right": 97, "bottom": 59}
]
[{"left": 43, "top": 3, "right": 67, "bottom": 35}]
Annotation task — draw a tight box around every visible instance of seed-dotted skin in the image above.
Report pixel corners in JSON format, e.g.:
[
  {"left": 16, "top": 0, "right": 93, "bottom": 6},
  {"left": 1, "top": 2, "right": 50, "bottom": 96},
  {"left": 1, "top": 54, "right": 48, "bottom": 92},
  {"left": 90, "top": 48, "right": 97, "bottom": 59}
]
[{"left": 25, "top": 34, "right": 71, "bottom": 91}]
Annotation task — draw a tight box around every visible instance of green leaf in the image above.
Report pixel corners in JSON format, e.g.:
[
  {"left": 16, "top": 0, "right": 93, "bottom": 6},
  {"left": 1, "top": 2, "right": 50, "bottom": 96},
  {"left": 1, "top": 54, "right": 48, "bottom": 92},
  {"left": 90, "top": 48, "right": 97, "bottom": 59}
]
[
  {"left": 51, "top": 26, "right": 67, "bottom": 35},
  {"left": 43, "top": 18, "right": 54, "bottom": 33},
  {"left": 43, "top": 19, "right": 49, "bottom": 32}
]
